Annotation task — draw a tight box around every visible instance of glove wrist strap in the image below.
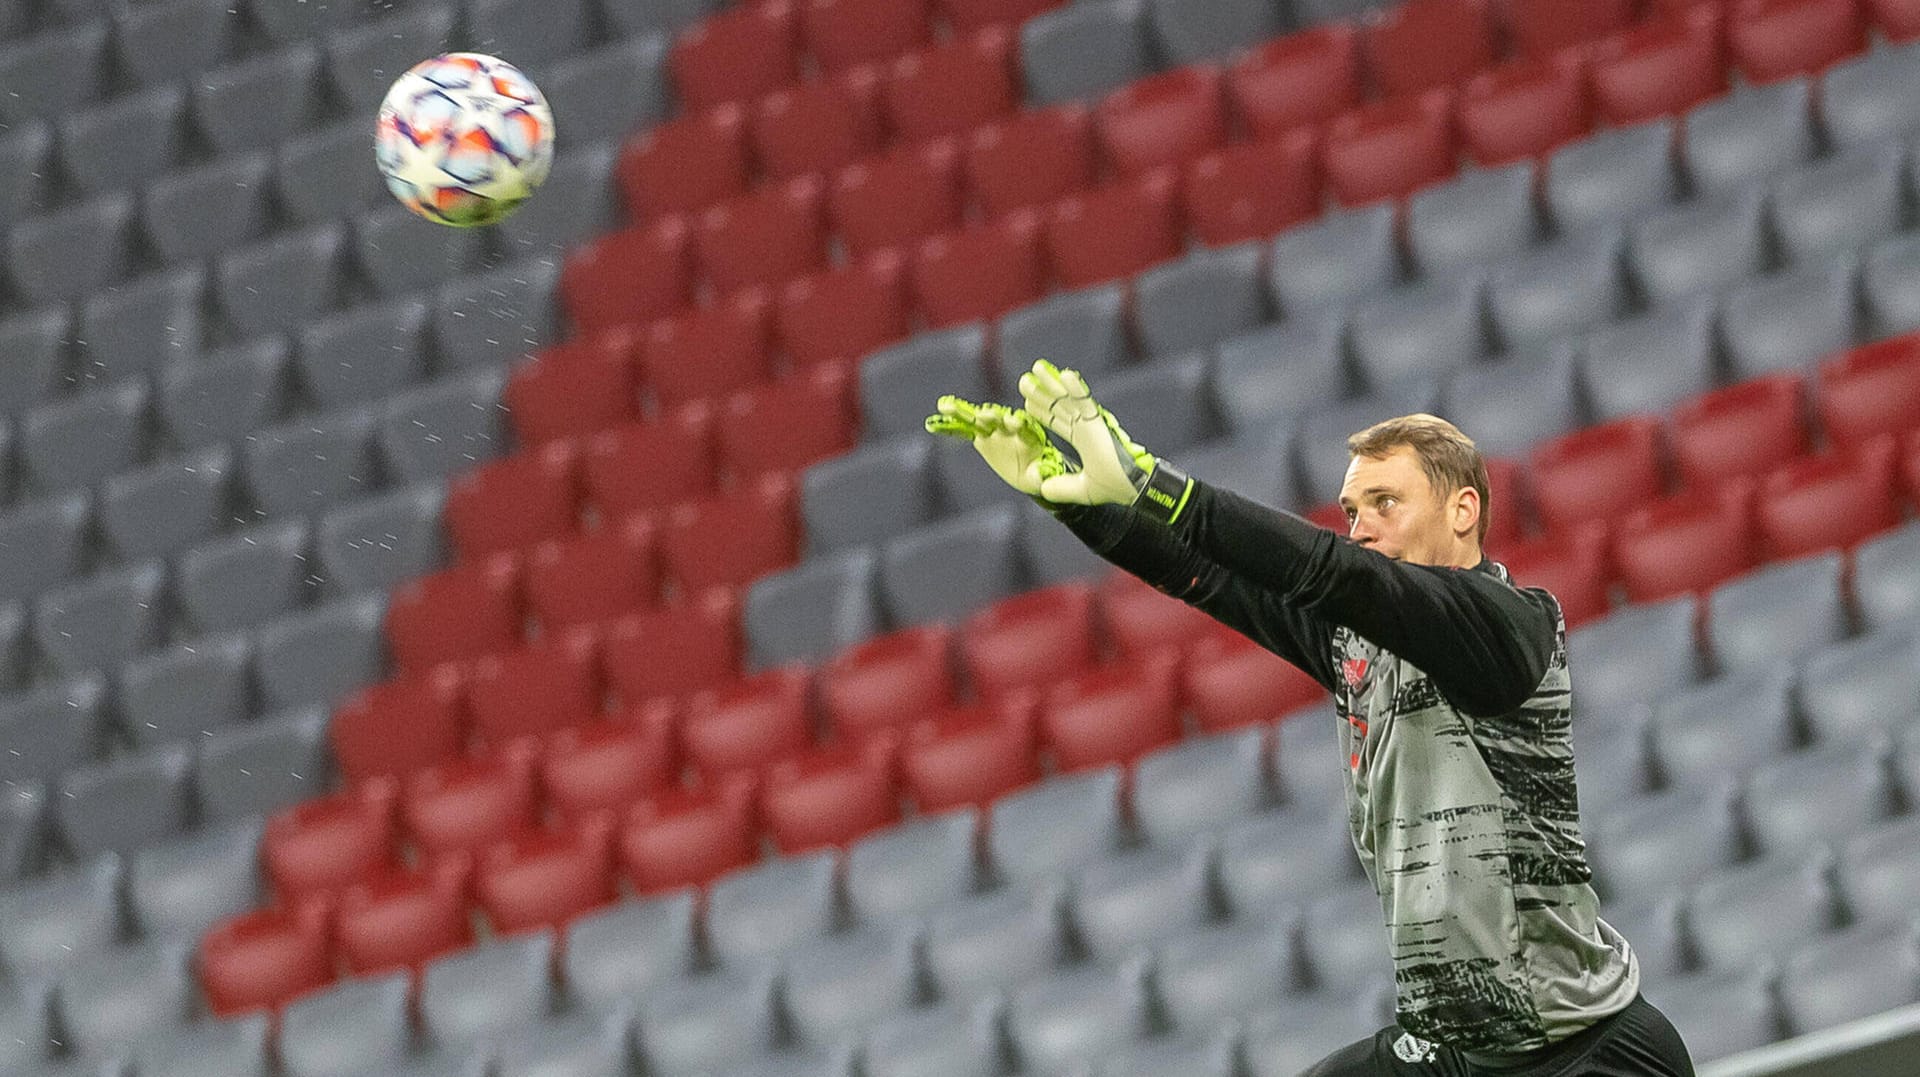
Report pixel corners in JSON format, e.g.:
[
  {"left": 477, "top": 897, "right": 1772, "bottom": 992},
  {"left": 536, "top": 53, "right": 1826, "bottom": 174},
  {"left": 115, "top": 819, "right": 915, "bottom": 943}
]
[{"left": 1132, "top": 459, "right": 1194, "bottom": 526}]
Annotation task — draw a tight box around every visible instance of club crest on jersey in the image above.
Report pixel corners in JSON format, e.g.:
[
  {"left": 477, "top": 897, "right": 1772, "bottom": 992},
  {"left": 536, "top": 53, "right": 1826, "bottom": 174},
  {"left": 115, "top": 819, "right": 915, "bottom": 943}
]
[
  {"left": 1342, "top": 658, "right": 1370, "bottom": 688},
  {"left": 1393, "top": 1032, "right": 1437, "bottom": 1063}
]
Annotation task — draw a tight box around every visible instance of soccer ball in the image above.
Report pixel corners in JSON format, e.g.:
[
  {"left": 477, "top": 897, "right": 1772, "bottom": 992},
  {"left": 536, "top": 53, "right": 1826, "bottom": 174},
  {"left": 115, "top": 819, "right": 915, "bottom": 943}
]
[{"left": 375, "top": 52, "right": 556, "bottom": 228}]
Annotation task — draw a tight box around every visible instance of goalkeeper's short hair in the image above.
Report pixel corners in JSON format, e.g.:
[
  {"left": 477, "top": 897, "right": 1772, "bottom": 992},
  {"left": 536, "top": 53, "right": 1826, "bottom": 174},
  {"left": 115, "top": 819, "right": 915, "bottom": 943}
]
[{"left": 1347, "top": 414, "right": 1492, "bottom": 546}]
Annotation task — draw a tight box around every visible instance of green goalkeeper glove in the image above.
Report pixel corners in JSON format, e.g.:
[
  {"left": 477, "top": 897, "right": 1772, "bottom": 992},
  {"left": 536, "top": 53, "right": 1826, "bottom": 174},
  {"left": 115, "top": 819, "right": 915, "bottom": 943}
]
[
  {"left": 1017, "top": 359, "right": 1194, "bottom": 523},
  {"left": 923, "top": 394, "right": 1066, "bottom": 499}
]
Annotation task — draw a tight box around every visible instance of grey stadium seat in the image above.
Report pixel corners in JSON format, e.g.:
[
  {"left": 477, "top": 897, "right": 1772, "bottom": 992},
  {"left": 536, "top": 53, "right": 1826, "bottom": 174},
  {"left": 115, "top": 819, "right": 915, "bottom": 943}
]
[
  {"left": 242, "top": 407, "right": 383, "bottom": 518},
  {"left": 19, "top": 379, "right": 150, "bottom": 495},
  {"left": 1486, "top": 223, "right": 1629, "bottom": 350},
  {"left": 704, "top": 849, "right": 840, "bottom": 969},
  {"left": 542, "top": 34, "right": 672, "bottom": 147},
  {"left": 1543, "top": 118, "right": 1681, "bottom": 234},
  {"left": 176, "top": 519, "right": 314, "bottom": 635},
  {"left": 1863, "top": 230, "right": 1920, "bottom": 339},
  {"left": 277, "top": 120, "right": 388, "bottom": 226},
  {"left": 1680, "top": 78, "right": 1818, "bottom": 195},
  {"left": 861, "top": 324, "right": 992, "bottom": 441},
  {"left": 1276, "top": 702, "right": 1347, "bottom": 805},
  {"left": 57, "top": 85, "right": 188, "bottom": 197},
  {"left": 845, "top": 807, "right": 980, "bottom": 926},
  {"left": 924, "top": 885, "right": 1069, "bottom": 1002},
  {"left": 0, "top": 981, "right": 57, "bottom": 1073},
  {"left": 0, "top": 306, "right": 69, "bottom": 419},
  {"left": 1098, "top": 1033, "right": 1239, "bottom": 1077},
  {"left": 864, "top": 999, "right": 1006, "bottom": 1077},
  {"left": 1267, "top": 203, "right": 1401, "bottom": 318},
  {"left": 780, "top": 927, "right": 921, "bottom": 1048},
  {"left": 1626, "top": 187, "right": 1769, "bottom": 308},
  {"left": 0, "top": 121, "right": 49, "bottom": 232},
  {"left": 1637, "top": 964, "right": 1780, "bottom": 1064},
  {"left": 801, "top": 435, "right": 937, "bottom": 555},
  {"left": 0, "top": 854, "right": 123, "bottom": 973},
  {"left": 1020, "top": 0, "right": 1156, "bottom": 107},
  {"left": 0, "top": 602, "right": 25, "bottom": 697},
  {"left": 879, "top": 504, "right": 1025, "bottom": 627},
  {"left": 296, "top": 295, "right": 431, "bottom": 412},
  {"left": 468, "top": 0, "right": 592, "bottom": 64},
  {"left": 54, "top": 937, "right": 195, "bottom": 1057},
  {"left": 1800, "top": 627, "right": 1920, "bottom": 745},
  {"left": 1852, "top": 520, "right": 1920, "bottom": 631},
  {"left": 1348, "top": 272, "right": 1491, "bottom": 391},
  {"left": 0, "top": 490, "right": 91, "bottom": 604},
  {"left": 353, "top": 202, "right": 487, "bottom": 299},
  {"left": 1769, "top": 142, "right": 1906, "bottom": 267},
  {"left": 1600, "top": 891, "right": 1688, "bottom": 978},
  {"left": 1299, "top": 880, "right": 1394, "bottom": 994},
  {"left": 929, "top": 430, "right": 1004, "bottom": 514},
  {"left": 279, "top": 971, "right": 415, "bottom": 1077},
  {"left": 743, "top": 547, "right": 884, "bottom": 670},
  {"left": 495, "top": 1012, "right": 633, "bottom": 1077},
  {"left": 247, "top": 0, "right": 358, "bottom": 42},
  {"left": 1587, "top": 780, "right": 1745, "bottom": 901},
  {"left": 197, "top": 708, "right": 331, "bottom": 821},
  {"left": 1706, "top": 551, "right": 1849, "bottom": 676},
  {"left": 1130, "top": 725, "right": 1271, "bottom": 846},
  {"left": 323, "top": 3, "right": 460, "bottom": 115},
  {"left": 996, "top": 283, "right": 1133, "bottom": 385},
  {"left": 1005, "top": 961, "right": 1153, "bottom": 1077},
  {"left": 496, "top": 144, "right": 622, "bottom": 258},
  {"left": 74, "top": 264, "right": 205, "bottom": 386},
  {"left": 1566, "top": 596, "right": 1701, "bottom": 715},
  {"left": 1571, "top": 704, "right": 1655, "bottom": 814},
  {"left": 250, "top": 594, "right": 388, "bottom": 711},
  {"left": 1744, "top": 741, "right": 1899, "bottom": 859},
  {"left": 0, "top": 779, "right": 44, "bottom": 880},
  {"left": 1210, "top": 313, "right": 1349, "bottom": 438},
  {"left": 420, "top": 931, "right": 557, "bottom": 1050},
  {"left": 1068, "top": 841, "right": 1217, "bottom": 962},
  {"left": 1154, "top": 918, "right": 1295, "bottom": 1034},
  {"left": 1719, "top": 261, "right": 1859, "bottom": 383},
  {"left": 601, "top": 0, "right": 724, "bottom": 37},
  {"left": 431, "top": 258, "right": 558, "bottom": 371},
  {"left": 1839, "top": 815, "right": 1920, "bottom": 928},
  {"left": 314, "top": 483, "right": 448, "bottom": 597},
  {"left": 1130, "top": 242, "right": 1271, "bottom": 359},
  {"left": 374, "top": 366, "right": 506, "bottom": 479},
  {"left": 561, "top": 890, "right": 699, "bottom": 1012},
  {"left": 1440, "top": 341, "right": 1584, "bottom": 460},
  {"left": 112, "top": 0, "right": 241, "bottom": 86},
  {"left": 126, "top": 816, "right": 264, "bottom": 942},
  {"left": 7, "top": 192, "right": 135, "bottom": 305},
  {"left": 1016, "top": 496, "right": 1113, "bottom": 586},
  {"left": 100, "top": 445, "right": 237, "bottom": 563},
  {"left": 1096, "top": 351, "right": 1216, "bottom": 453},
  {"left": 1818, "top": 38, "right": 1920, "bottom": 150},
  {"left": 192, "top": 43, "right": 325, "bottom": 157},
  {"left": 987, "top": 765, "right": 1127, "bottom": 887},
  {"left": 0, "top": 673, "right": 109, "bottom": 785},
  {"left": 1294, "top": 378, "right": 1444, "bottom": 506},
  {"left": 52, "top": 744, "right": 193, "bottom": 860},
  {"left": 1780, "top": 919, "right": 1920, "bottom": 1037},
  {"left": 135, "top": 1011, "right": 273, "bottom": 1077},
  {"left": 142, "top": 152, "right": 275, "bottom": 265},
  {"left": 1179, "top": 429, "right": 1298, "bottom": 510},
  {"left": 1647, "top": 668, "right": 1797, "bottom": 788},
  {"left": 32, "top": 559, "right": 167, "bottom": 679},
  {"left": 631, "top": 970, "right": 782, "bottom": 1077},
  {"left": 1576, "top": 295, "right": 1717, "bottom": 422},
  {"left": 1405, "top": 161, "right": 1540, "bottom": 277},
  {"left": 1145, "top": 0, "right": 1285, "bottom": 65},
  {"left": 1686, "top": 849, "right": 1840, "bottom": 974},
  {"left": 218, "top": 224, "right": 348, "bottom": 342},
  {"left": 157, "top": 338, "right": 291, "bottom": 452},
  {"left": 0, "top": 21, "right": 109, "bottom": 124}
]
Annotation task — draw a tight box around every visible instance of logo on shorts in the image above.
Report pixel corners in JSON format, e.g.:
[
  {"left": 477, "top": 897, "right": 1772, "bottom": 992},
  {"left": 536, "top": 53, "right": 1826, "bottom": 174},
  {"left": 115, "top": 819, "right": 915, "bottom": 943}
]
[{"left": 1393, "top": 1032, "right": 1436, "bottom": 1063}]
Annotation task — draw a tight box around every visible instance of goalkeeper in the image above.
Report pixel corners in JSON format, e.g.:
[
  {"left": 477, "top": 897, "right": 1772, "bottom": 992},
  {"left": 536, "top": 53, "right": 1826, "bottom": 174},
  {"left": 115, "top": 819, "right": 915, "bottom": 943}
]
[{"left": 927, "top": 361, "right": 1694, "bottom": 1077}]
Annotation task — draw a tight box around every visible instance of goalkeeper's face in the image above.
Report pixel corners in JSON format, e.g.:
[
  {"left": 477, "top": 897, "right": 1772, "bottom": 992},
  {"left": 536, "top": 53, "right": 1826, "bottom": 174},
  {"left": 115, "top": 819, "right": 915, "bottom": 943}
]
[{"left": 1338, "top": 446, "right": 1481, "bottom": 568}]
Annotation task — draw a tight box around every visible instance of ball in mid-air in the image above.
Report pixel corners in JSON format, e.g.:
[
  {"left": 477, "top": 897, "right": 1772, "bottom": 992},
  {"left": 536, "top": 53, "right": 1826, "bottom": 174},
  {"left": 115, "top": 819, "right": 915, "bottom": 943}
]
[{"left": 376, "top": 52, "right": 555, "bottom": 228}]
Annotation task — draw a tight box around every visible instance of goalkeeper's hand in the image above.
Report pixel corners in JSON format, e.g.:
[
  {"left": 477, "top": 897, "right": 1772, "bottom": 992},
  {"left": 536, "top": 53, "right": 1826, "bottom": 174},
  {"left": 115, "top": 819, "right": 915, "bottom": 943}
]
[
  {"left": 923, "top": 394, "right": 1065, "bottom": 500},
  {"left": 1016, "top": 359, "right": 1158, "bottom": 507}
]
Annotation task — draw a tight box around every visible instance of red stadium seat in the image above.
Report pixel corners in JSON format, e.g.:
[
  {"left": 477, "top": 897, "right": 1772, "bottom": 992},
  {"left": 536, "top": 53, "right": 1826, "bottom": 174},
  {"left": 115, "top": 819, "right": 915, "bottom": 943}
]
[
  {"left": 884, "top": 26, "right": 1019, "bottom": 141},
  {"left": 466, "top": 631, "right": 604, "bottom": 747},
  {"left": 937, "top": 0, "right": 1065, "bottom": 32},
  {"left": 960, "top": 582, "right": 1099, "bottom": 698},
  {"left": 1816, "top": 336, "right": 1920, "bottom": 449},
  {"left": 638, "top": 291, "right": 778, "bottom": 410},
  {"left": 1590, "top": 9, "right": 1727, "bottom": 125},
  {"left": 334, "top": 862, "right": 473, "bottom": 975},
  {"left": 583, "top": 408, "right": 718, "bottom": 520},
  {"left": 199, "top": 906, "right": 334, "bottom": 1016},
  {"left": 903, "top": 697, "right": 1042, "bottom": 811},
  {"left": 476, "top": 825, "right": 618, "bottom": 933},
  {"left": 1460, "top": 55, "right": 1593, "bottom": 166},
  {"left": 330, "top": 669, "right": 469, "bottom": 783},
  {"left": 1182, "top": 628, "right": 1329, "bottom": 733},
  {"left": 800, "top": 0, "right": 933, "bottom": 71},
  {"left": 1729, "top": 0, "right": 1865, "bottom": 83},
  {"left": 1612, "top": 482, "right": 1759, "bottom": 603},
  {"left": 820, "top": 623, "right": 959, "bottom": 741},
  {"left": 1096, "top": 570, "right": 1218, "bottom": 660},
  {"left": 714, "top": 363, "right": 856, "bottom": 479},
  {"left": 764, "top": 739, "right": 903, "bottom": 852},
  {"left": 681, "top": 666, "right": 815, "bottom": 778},
  {"left": 831, "top": 140, "right": 966, "bottom": 259},
  {"left": 1364, "top": 0, "right": 1498, "bottom": 98},
  {"left": 1046, "top": 169, "right": 1184, "bottom": 289},
  {"left": 615, "top": 105, "right": 751, "bottom": 220},
  {"left": 600, "top": 591, "right": 742, "bottom": 705},
  {"left": 1869, "top": 0, "right": 1920, "bottom": 40},
  {"left": 1095, "top": 65, "right": 1228, "bottom": 177},
  {"left": 911, "top": 211, "right": 1048, "bottom": 327},
  {"left": 1758, "top": 439, "right": 1903, "bottom": 558},
  {"left": 659, "top": 474, "right": 800, "bottom": 592},
  {"left": 1669, "top": 374, "right": 1810, "bottom": 489},
  {"left": 1527, "top": 416, "right": 1668, "bottom": 534},
  {"left": 964, "top": 105, "right": 1098, "bottom": 218},
  {"left": 264, "top": 788, "right": 400, "bottom": 902},
  {"left": 559, "top": 219, "right": 695, "bottom": 338},
  {"left": 1303, "top": 502, "right": 1349, "bottom": 534},
  {"left": 1491, "top": 521, "right": 1611, "bottom": 626},
  {"left": 1227, "top": 23, "right": 1364, "bottom": 140},
  {"left": 777, "top": 253, "right": 913, "bottom": 370},
  {"left": 669, "top": 0, "right": 803, "bottom": 111},
  {"left": 444, "top": 442, "right": 584, "bottom": 562},
  {"left": 1482, "top": 457, "right": 1529, "bottom": 550},
  {"left": 1903, "top": 431, "right": 1920, "bottom": 502},
  {"left": 385, "top": 555, "right": 526, "bottom": 675},
  {"left": 539, "top": 707, "right": 678, "bottom": 823},
  {"left": 1324, "top": 89, "right": 1459, "bottom": 206},
  {"left": 1504, "top": 0, "right": 1637, "bottom": 56},
  {"left": 505, "top": 336, "right": 644, "bottom": 447},
  {"left": 526, "top": 518, "right": 660, "bottom": 631},
  {"left": 1184, "top": 128, "right": 1321, "bottom": 248},
  {"left": 1040, "top": 654, "right": 1183, "bottom": 772},
  {"left": 619, "top": 777, "right": 760, "bottom": 893},
  {"left": 695, "top": 176, "right": 830, "bottom": 293},
  {"left": 750, "top": 68, "right": 885, "bottom": 180},
  {"left": 400, "top": 749, "right": 542, "bottom": 861}
]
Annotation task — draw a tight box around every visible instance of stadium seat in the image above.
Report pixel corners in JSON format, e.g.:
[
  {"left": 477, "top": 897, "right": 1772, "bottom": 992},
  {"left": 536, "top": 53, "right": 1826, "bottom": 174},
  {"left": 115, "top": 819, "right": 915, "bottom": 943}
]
[
  {"left": 1095, "top": 65, "right": 1227, "bottom": 177},
  {"left": 293, "top": 296, "right": 428, "bottom": 412},
  {"left": 1817, "top": 336, "right": 1920, "bottom": 449},
  {"left": 1132, "top": 243, "right": 1270, "bottom": 358},
  {"left": 1505, "top": 0, "right": 1635, "bottom": 56},
  {"left": 1350, "top": 273, "right": 1491, "bottom": 390},
  {"left": 1363, "top": 0, "right": 1497, "bottom": 97},
  {"left": 1096, "top": 568, "right": 1218, "bottom": 660},
  {"left": 1039, "top": 655, "right": 1182, "bottom": 772},
  {"left": 128, "top": 818, "right": 263, "bottom": 944},
  {"left": 1866, "top": 232, "right": 1920, "bottom": 338},
  {"left": 831, "top": 142, "right": 966, "bottom": 259},
  {"left": 384, "top": 555, "right": 524, "bottom": 675},
  {"left": 475, "top": 828, "right": 616, "bottom": 933},
  {"left": 401, "top": 748, "right": 541, "bottom": 860},
  {"left": 599, "top": 593, "right": 741, "bottom": 705},
  {"left": 278, "top": 973, "right": 413, "bottom": 1077},
  {"left": 959, "top": 583, "right": 1098, "bottom": 698},
  {"left": 774, "top": 237, "right": 910, "bottom": 363},
  {"left": 30, "top": 555, "right": 165, "bottom": 678},
  {"left": 1299, "top": 879, "right": 1397, "bottom": 993},
  {"left": 884, "top": 26, "right": 1019, "bottom": 141},
  {"left": 1324, "top": 88, "right": 1459, "bottom": 205},
  {"left": 1746, "top": 742, "right": 1899, "bottom": 858},
  {"left": 865, "top": 1000, "right": 1005, "bottom": 1077},
  {"left": 1688, "top": 850, "right": 1840, "bottom": 974},
  {"left": 1770, "top": 143, "right": 1906, "bottom": 267},
  {"left": 801, "top": 0, "right": 931, "bottom": 71},
  {"left": 861, "top": 322, "right": 992, "bottom": 439},
  {"left": 964, "top": 105, "right": 1097, "bottom": 218},
  {"left": 1670, "top": 373, "right": 1811, "bottom": 489},
  {"left": 1681, "top": 78, "right": 1818, "bottom": 195},
  {"left": 1757, "top": 441, "right": 1902, "bottom": 558},
  {"left": 53, "top": 746, "right": 192, "bottom": 860},
  {"left": 1542, "top": 117, "right": 1680, "bottom": 233},
  {"left": 743, "top": 547, "right": 887, "bottom": 670},
  {"left": 1578, "top": 297, "right": 1717, "bottom": 422},
  {"left": 253, "top": 595, "right": 389, "bottom": 713},
  {"left": 561, "top": 889, "right": 700, "bottom": 1009},
  {"left": 58, "top": 85, "right": 187, "bottom": 197},
  {"left": 913, "top": 212, "right": 1049, "bottom": 327},
  {"left": 987, "top": 764, "right": 1127, "bottom": 885},
  {"left": 1296, "top": 380, "right": 1448, "bottom": 506},
  {"left": 763, "top": 741, "right": 902, "bottom": 852},
  {"left": 1018, "top": 0, "right": 1155, "bottom": 107},
  {"left": 198, "top": 906, "right": 332, "bottom": 1018},
  {"left": 1627, "top": 187, "right": 1770, "bottom": 307},
  {"left": 117, "top": 633, "right": 251, "bottom": 750},
  {"left": 314, "top": 485, "right": 447, "bottom": 598},
  {"left": 175, "top": 520, "right": 309, "bottom": 637},
  {"left": 538, "top": 708, "right": 677, "bottom": 824},
  {"left": 198, "top": 709, "right": 332, "bottom": 822},
  {"left": 880, "top": 504, "right": 1025, "bottom": 627},
  {"left": 632, "top": 969, "right": 782, "bottom": 1077},
  {"left": 1853, "top": 521, "right": 1920, "bottom": 630},
  {"left": 353, "top": 202, "right": 485, "bottom": 301},
  {"left": 1729, "top": 0, "right": 1865, "bottom": 84},
  {"left": 1721, "top": 262, "right": 1859, "bottom": 384},
  {"left": 1405, "top": 161, "right": 1540, "bottom": 276},
  {"left": 275, "top": 120, "right": 385, "bottom": 226},
  {"left": 1819, "top": 39, "right": 1920, "bottom": 149},
  {"left": 378, "top": 370, "right": 510, "bottom": 484},
  {"left": 192, "top": 43, "right": 322, "bottom": 156},
  {"left": 844, "top": 807, "right": 981, "bottom": 924},
  {"left": 1441, "top": 344, "right": 1584, "bottom": 462},
  {"left": 1588, "top": 780, "right": 1745, "bottom": 900},
  {"left": 524, "top": 521, "right": 659, "bottom": 633},
  {"left": 1708, "top": 549, "right": 1849, "bottom": 675},
  {"left": 1144, "top": 0, "right": 1283, "bottom": 64},
  {"left": 242, "top": 407, "right": 382, "bottom": 519},
  {"left": 1780, "top": 919, "right": 1920, "bottom": 1037},
  {"left": 559, "top": 219, "right": 695, "bottom": 339},
  {"left": 669, "top": 0, "right": 801, "bottom": 111},
  {"left": 1528, "top": 416, "right": 1667, "bottom": 534},
  {"left": 705, "top": 848, "right": 839, "bottom": 967},
  {"left": 1646, "top": 668, "right": 1797, "bottom": 787},
  {"left": 75, "top": 264, "right": 202, "bottom": 385},
  {"left": 782, "top": 927, "right": 921, "bottom": 1048},
  {"left": 218, "top": 225, "right": 346, "bottom": 342},
  {"left": 334, "top": 861, "right": 475, "bottom": 975},
  {"left": 923, "top": 885, "right": 1067, "bottom": 1000},
  {"left": 801, "top": 436, "right": 936, "bottom": 557},
  {"left": 0, "top": 306, "right": 64, "bottom": 420},
  {"left": 466, "top": 632, "right": 603, "bottom": 746},
  {"left": 680, "top": 665, "right": 814, "bottom": 779},
  {"left": 6, "top": 193, "right": 134, "bottom": 306},
  {"left": 904, "top": 699, "right": 1043, "bottom": 811},
  {"left": 1640, "top": 963, "right": 1781, "bottom": 1065},
  {"left": 1565, "top": 594, "right": 1700, "bottom": 715},
  {"left": 1007, "top": 961, "right": 1153, "bottom": 1076},
  {"left": 328, "top": 668, "right": 467, "bottom": 784},
  {"left": 419, "top": 930, "right": 557, "bottom": 1049},
  {"left": 751, "top": 70, "right": 884, "bottom": 181},
  {"left": 505, "top": 339, "right": 642, "bottom": 448},
  {"left": 1266, "top": 203, "right": 1401, "bottom": 318},
  {"left": 659, "top": 473, "right": 799, "bottom": 592},
  {"left": 442, "top": 444, "right": 582, "bottom": 562},
  {"left": 263, "top": 788, "right": 400, "bottom": 902},
  {"left": 1590, "top": 10, "right": 1727, "bottom": 125},
  {"left": 616, "top": 104, "right": 751, "bottom": 221},
  {"left": 1183, "top": 130, "right": 1321, "bottom": 249},
  {"left": 820, "top": 622, "right": 957, "bottom": 740},
  {"left": 695, "top": 176, "right": 829, "bottom": 293},
  {"left": 583, "top": 408, "right": 716, "bottom": 520},
  {"left": 1227, "top": 23, "right": 1362, "bottom": 138},
  {"left": 157, "top": 338, "right": 289, "bottom": 453},
  {"left": 541, "top": 34, "right": 671, "bottom": 147},
  {"left": 1838, "top": 816, "right": 1920, "bottom": 928},
  {"left": 1613, "top": 486, "right": 1758, "bottom": 603},
  {"left": 1460, "top": 56, "right": 1592, "bottom": 167},
  {"left": 1211, "top": 315, "right": 1347, "bottom": 439},
  {"left": 0, "top": 20, "right": 110, "bottom": 122},
  {"left": 1182, "top": 628, "right": 1330, "bottom": 734},
  {"left": 1154, "top": 918, "right": 1295, "bottom": 1034},
  {"left": 1800, "top": 629, "right": 1920, "bottom": 744},
  {"left": 634, "top": 296, "right": 776, "bottom": 413},
  {"left": 1484, "top": 229, "right": 1622, "bottom": 349}
]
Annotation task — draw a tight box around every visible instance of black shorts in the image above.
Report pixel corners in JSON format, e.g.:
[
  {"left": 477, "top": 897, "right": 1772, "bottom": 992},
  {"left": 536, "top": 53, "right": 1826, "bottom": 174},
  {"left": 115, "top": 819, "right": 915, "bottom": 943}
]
[{"left": 1299, "top": 994, "right": 1696, "bottom": 1077}]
